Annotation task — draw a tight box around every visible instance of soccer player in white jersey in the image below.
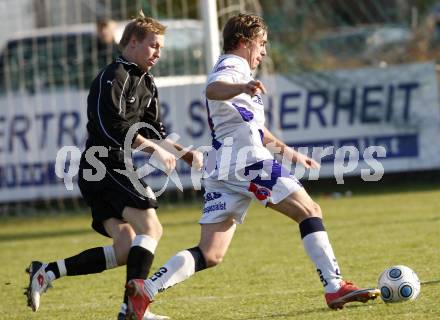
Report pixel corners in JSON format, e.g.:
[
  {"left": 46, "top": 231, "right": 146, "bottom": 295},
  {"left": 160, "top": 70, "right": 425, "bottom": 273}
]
[{"left": 124, "top": 13, "right": 380, "bottom": 319}]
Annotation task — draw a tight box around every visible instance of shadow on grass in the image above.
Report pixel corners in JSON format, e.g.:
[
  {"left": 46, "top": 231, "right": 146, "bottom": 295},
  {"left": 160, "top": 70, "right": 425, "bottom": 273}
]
[{"left": 421, "top": 280, "right": 440, "bottom": 286}]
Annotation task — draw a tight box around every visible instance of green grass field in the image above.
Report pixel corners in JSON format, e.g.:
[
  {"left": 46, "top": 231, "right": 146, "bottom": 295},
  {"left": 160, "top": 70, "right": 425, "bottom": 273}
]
[{"left": 1, "top": 186, "right": 439, "bottom": 319}]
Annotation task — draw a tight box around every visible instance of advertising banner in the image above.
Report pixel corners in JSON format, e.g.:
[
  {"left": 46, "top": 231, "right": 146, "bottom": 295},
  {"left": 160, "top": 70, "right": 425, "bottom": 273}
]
[{"left": 0, "top": 63, "right": 439, "bottom": 202}]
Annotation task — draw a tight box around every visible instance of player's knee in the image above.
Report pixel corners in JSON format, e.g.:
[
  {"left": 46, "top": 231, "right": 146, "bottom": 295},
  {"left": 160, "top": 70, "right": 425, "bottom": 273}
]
[
  {"left": 204, "top": 252, "right": 225, "bottom": 268},
  {"left": 151, "top": 220, "right": 163, "bottom": 240},
  {"left": 310, "top": 201, "right": 322, "bottom": 218},
  {"left": 142, "top": 213, "right": 163, "bottom": 240},
  {"left": 150, "top": 212, "right": 163, "bottom": 238},
  {"left": 296, "top": 200, "right": 322, "bottom": 221}
]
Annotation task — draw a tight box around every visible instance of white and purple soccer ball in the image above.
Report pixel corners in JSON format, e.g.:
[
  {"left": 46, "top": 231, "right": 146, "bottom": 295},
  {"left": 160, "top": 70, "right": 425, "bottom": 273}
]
[{"left": 378, "top": 265, "right": 420, "bottom": 303}]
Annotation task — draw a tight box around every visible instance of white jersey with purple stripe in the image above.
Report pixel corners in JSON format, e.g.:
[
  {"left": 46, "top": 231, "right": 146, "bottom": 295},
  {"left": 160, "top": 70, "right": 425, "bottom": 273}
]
[
  {"left": 203, "top": 54, "right": 274, "bottom": 180},
  {"left": 200, "top": 54, "right": 303, "bottom": 224}
]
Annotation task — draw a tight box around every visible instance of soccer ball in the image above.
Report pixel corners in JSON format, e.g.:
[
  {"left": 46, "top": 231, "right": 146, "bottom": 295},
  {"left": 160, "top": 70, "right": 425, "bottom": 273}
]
[{"left": 378, "top": 265, "right": 420, "bottom": 303}]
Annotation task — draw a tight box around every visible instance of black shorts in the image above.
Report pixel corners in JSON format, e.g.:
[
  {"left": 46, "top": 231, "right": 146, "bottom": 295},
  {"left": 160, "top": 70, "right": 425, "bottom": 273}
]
[{"left": 78, "top": 159, "right": 158, "bottom": 237}]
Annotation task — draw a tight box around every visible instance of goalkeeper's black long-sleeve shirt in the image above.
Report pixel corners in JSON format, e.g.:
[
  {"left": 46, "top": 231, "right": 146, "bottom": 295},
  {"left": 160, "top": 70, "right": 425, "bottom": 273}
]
[{"left": 84, "top": 56, "right": 166, "bottom": 167}]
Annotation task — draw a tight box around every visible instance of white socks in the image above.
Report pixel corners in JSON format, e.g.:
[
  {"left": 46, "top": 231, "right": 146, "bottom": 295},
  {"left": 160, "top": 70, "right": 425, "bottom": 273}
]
[
  {"left": 302, "top": 230, "right": 342, "bottom": 293},
  {"left": 144, "top": 250, "right": 196, "bottom": 299},
  {"left": 132, "top": 235, "right": 158, "bottom": 253},
  {"left": 299, "top": 217, "right": 342, "bottom": 293},
  {"left": 103, "top": 245, "right": 118, "bottom": 269}
]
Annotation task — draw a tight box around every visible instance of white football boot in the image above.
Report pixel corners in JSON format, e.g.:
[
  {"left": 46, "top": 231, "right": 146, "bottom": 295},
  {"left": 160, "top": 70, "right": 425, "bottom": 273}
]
[{"left": 25, "top": 261, "right": 52, "bottom": 311}]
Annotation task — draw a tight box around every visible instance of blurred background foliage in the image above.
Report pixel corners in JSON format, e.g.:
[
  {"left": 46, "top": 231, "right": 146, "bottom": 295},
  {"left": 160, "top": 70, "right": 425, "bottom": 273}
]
[
  {"left": 28, "top": 0, "right": 440, "bottom": 74},
  {"left": 260, "top": 0, "right": 440, "bottom": 73}
]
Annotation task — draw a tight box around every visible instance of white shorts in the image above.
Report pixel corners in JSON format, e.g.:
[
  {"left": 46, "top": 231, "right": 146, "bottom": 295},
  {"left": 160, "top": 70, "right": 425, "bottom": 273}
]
[{"left": 199, "top": 160, "right": 303, "bottom": 224}]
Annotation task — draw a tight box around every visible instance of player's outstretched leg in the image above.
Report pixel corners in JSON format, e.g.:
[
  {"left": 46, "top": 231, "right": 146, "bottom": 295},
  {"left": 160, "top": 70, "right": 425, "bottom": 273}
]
[
  {"left": 268, "top": 187, "right": 380, "bottom": 309},
  {"left": 299, "top": 217, "right": 380, "bottom": 309},
  {"left": 25, "top": 261, "right": 52, "bottom": 312},
  {"left": 124, "top": 220, "right": 234, "bottom": 319},
  {"left": 123, "top": 246, "right": 208, "bottom": 320},
  {"left": 25, "top": 246, "right": 118, "bottom": 312}
]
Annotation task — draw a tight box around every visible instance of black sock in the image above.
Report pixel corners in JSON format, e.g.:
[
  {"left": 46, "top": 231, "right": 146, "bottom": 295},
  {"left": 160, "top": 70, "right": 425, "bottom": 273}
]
[
  {"left": 187, "top": 246, "right": 207, "bottom": 272},
  {"left": 122, "top": 246, "right": 153, "bottom": 312},
  {"left": 126, "top": 246, "right": 154, "bottom": 282},
  {"left": 45, "top": 262, "right": 61, "bottom": 279},
  {"left": 64, "top": 247, "right": 107, "bottom": 276},
  {"left": 299, "top": 217, "right": 325, "bottom": 239}
]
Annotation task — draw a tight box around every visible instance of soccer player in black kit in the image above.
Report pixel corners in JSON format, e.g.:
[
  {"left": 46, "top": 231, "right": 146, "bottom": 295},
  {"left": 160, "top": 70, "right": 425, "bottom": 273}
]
[{"left": 25, "top": 13, "right": 202, "bottom": 320}]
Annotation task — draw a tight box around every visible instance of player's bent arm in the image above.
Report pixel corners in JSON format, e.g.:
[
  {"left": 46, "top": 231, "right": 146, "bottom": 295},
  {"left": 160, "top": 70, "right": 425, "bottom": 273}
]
[
  {"left": 132, "top": 134, "right": 176, "bottom": 172},
  {"left": 262, "top": 127, "right": 292, "bottom": 159},
  {"left": 157, "top": 139, "right": 203, "bottom": 169},
  {"left": 263, "top": 127, "right": 320, "bottom": 169},
  {"left": 206, "top": 81, "right": 246, "bottom": 100},
  {"left": 206, "top": 80, "right": 267, "bottom": 100},
  {"left": 132, "top": 134, "right": 160, "bottom": 154}
]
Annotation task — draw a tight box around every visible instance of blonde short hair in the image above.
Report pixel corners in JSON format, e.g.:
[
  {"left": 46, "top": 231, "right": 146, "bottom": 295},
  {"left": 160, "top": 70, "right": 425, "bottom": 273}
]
[{"left": 119, "top": 11, "right": 166, "bottom": 49}]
